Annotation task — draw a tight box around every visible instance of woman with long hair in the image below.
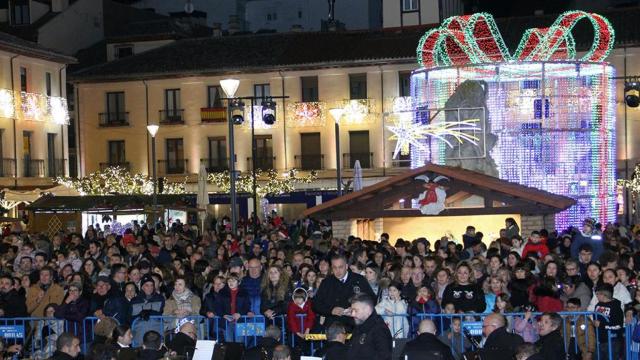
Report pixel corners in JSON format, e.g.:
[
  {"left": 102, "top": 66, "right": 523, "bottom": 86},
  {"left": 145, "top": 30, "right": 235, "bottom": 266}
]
[
  {"left": 260, "top": 265, "right": 291, "bottom": 320},
  {"left": 441, "top": 262, "right": 486, "bottom": 313},
  {"left": 81, "top": 258, "right": 100, "bottom": 284}
]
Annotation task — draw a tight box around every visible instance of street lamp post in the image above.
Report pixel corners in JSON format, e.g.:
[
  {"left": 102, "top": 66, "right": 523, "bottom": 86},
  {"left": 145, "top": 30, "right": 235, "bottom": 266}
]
[
  {"left": 220, "top": 79, "right": 240, "bottom": 236},
  {"left": 330, "top": 108, "right": 344, "bottom": 196},
  {"left": 146, "top": 124, "right": 159, "bottom": 225},
  {"left": 220, "top": 79, "right": 288, "bottom": 236}
]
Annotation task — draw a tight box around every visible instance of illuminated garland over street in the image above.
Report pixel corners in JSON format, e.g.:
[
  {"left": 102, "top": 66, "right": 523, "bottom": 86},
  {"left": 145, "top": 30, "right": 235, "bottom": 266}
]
[
  {"left": 208, "top": 169, "right": 317, "bottom": 197},
  {"left": 417, "top": 10, "right": 614, "bottom": 68},
  {"left": 56, "top": 167, "right": 186, "bottom": 195}
]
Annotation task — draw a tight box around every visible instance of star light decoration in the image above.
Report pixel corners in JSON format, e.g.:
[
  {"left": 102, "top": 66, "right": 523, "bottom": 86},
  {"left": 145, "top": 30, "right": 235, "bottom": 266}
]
[
  {"left": 618, "top": 165, "right": 640, "bottom": 195},
  {"left": 387, "top": 98, "right": 481, "bottom": 159},
  {"left": 56, "top": 166, "right": 186, "bottom": 196}
]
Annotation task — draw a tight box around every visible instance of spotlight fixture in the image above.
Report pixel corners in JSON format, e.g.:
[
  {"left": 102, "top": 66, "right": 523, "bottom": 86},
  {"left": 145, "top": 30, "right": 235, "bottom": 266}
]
[
  {"left": 625, "top": 80, "right": 640, "bottom": 108},
  {"left": 262, "top": 98, "right": 277, "bottom": 125},
  {"left": 230, "top": 98, "right": 245, "bottom": 124}
]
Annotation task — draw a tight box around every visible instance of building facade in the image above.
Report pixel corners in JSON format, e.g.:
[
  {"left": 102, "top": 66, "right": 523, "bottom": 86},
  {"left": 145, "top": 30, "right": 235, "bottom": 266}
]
[{"left": 0, "top": 33, "right": 74, "bottom": 190}]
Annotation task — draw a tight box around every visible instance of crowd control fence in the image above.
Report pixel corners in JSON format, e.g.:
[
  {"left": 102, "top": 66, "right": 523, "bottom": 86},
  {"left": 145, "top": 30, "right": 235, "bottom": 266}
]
[{"left": 0, "top": 311, "right": 630, "bottom": 359}]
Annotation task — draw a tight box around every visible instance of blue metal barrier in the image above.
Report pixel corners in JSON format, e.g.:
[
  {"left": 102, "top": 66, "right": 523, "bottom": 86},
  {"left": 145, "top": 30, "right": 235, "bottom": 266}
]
[{"left": 0, "top": 311, "right": 626, "bottom": 358}]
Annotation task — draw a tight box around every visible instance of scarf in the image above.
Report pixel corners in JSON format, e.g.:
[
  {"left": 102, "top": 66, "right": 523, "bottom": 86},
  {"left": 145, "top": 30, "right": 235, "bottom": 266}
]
[{"left": 172, "top": 289, "right": 194, "bottom": 313}]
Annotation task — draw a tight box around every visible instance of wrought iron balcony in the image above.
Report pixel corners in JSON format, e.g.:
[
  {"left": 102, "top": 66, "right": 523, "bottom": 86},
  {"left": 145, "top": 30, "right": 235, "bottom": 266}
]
[
  {"left": 158, "top": 159, "right": 189, "bottom": 175},
  {"left": 23, "top": 158, "right": 44, "bottom": 177},
  {"left": 247, "top": 156, "right": 275, "bottom": 171},
  {"left": 390, "top": 152, "right": 411, "bottom": 168},
  {"left": 0, "top": 159, "right": 15, "bottom": 177},
  {"left": 159, "top": 109, "right": 185, "bottom": 124},
  {"left": 294, "top": 154, "right": 324, "bottom": 170},
  {"left": 99, "top": 112, "right": 129, "bottom": 127},
  {"left": 200, "top": 158, "right": 228, "bottom": 172},
  {"left": 47, "top": 158, "right": 66, "bottom": 177}
]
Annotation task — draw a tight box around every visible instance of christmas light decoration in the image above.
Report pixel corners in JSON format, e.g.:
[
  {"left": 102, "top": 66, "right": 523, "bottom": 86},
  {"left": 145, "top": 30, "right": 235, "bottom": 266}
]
[
  {"left": 20, "top": 91, "right": 45, "bottom": 121},
  {"left": 340, "top": 99, "right": 375, "bottom": 125},
  {"left": 208, "top": 169, "right": 317, "bottom": 198},
  {"left": 287, "top": 102, "right": 326, "bottom": 127},
  {"left": 56, "top": 166, "right": 186, "bottom": 195},
  {"left": 411, "top": 61, "right": 616, "bottom": 229},
  {"left": 239, "top": 105, "right": 281, "bottom": 130},
  {"left": 0, "top": 89, "right": 14, "bottom": 118},
  {"left": 49, "top": 97, "right": 70, "bottom": 125},
  {"left": 387, "top": 116, "right": 480, "bottom": 158},
  {"left": 417, "top": 11, "right": 614, "bottom": 68},
  {"left": 618, "top": 165, "right": 640, "bottom": 195}
]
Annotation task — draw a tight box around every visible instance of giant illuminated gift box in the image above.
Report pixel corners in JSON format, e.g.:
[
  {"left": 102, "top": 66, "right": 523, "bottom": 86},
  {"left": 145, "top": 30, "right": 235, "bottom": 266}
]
[{"left": 409, "top": 11, "right": 616, "bottom": 229}]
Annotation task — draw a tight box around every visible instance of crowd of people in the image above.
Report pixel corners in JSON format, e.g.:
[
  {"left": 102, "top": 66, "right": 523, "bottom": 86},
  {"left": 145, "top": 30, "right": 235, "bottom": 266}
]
[{"left": 0, "top": 214, "right": 636, "bottom": 360}]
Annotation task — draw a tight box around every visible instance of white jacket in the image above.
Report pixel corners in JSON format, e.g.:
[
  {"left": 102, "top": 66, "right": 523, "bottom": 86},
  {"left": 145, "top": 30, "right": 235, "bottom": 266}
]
[
  {"left": 587, "top": 282, "right": 632, "bottom": 311},
  {"left": 375, "top": 298, "right": 409, "bottom": 338}
]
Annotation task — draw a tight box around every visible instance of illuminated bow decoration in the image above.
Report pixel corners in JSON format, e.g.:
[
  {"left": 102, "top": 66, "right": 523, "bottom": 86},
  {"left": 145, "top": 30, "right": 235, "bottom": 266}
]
[{"left": 417, "top": 11, "right": 615, "bottom": 68}]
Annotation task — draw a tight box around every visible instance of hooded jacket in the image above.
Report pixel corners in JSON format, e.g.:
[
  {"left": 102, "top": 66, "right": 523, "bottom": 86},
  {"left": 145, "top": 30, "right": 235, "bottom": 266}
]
[
  {"left": 347, "top": 312, "right": 392, "bottom": 360},
  {"left": 286, "top": 287, "right": 315, "bottom": 334}
]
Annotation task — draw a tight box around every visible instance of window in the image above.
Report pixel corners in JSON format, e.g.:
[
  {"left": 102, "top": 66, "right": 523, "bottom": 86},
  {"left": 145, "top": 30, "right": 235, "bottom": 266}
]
[
  {"left": 207, "top": 86, "right": 223, "bottom": 108},
  {"left": 45, "top": 72, "right": 52, "bottom": 96},
  {"left": 166, "top": 138, "right": 185, "bottom": 174},
  {"left": 301, "top": 76, "right": 319, "bottom": 102},
  {"left": 267, "top": 14, "right": 272, "bottom": 21},
  {"left": 12, "top": 0, "right": 29, "bottom": 25},
  {"left": 47, "top": 133, "right": 58, "bottom": 177},
  {"left": 106, "top": 92, "right": 126, "bottom": 122},
  {"left": 19, "top": 67, "right": 27, "bottom": 92},
  {"left": 399, "top": 71, "right": 411, "bottom": 97},
  {"left": 349, "top": 73, "right": 367, "bottom": 100},
  {"left": 108, "top": 140, "right": 126, "bottom": 164},
  {"left": 207, "top": 137, "right": 227, "bottom": 171},
  {"left": 254, "top": 83, "right": 270, "bottom": 100},
  {"left": 299, "top": 132, "right": 321, "bottom": 170},
  {"left": 298, "top": 11, "right": 302, "bottom": 18},
  {"left": 402, "top": 0, "right": 419, "bottom": 12},
  {"left": 255, "top": 135, "right": 273, "bottom": 170},
  {"left": 163, "top": 89, "right": 182, "bottom": 122},
  {"left": 348, "top": 131, "right": 371, "bottom": 168},
  {"left": 115, "top": 46, "right": 133, "bottom": 59}
]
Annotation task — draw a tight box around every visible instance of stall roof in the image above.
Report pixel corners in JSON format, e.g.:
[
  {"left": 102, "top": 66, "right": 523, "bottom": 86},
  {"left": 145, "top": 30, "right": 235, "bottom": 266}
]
[
  {"left": 26, "top": 194, "right": 196, "bottom": 212},
  {"left": 303, "top": 163, "right": 577, "bottom": 219}
]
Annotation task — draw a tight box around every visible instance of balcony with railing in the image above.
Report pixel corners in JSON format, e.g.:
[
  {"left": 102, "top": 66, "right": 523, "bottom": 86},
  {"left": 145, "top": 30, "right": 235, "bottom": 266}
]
[
  {"left": 0, "top": 159, "right": 15, "bottom": 177},
  {"left": 200, "top": 158, "right": 228, "bottom": 172},
  {"left": 247, "top": 156, "right": 275, "bottom": 171},
  {"left": 294, "top": 154, "right": 324, "bottom": 170},
  {"left": 390, "top": 152, "right": 411, "bottom": 168},
  {"left": 343, "top": 152, "right": 373, "bottom": 169},
  {"left": 47, "top": 159, "right": 66, "bottom": 177},
  {"left": 158, "top": 159, "right": 189, "bottom": 175},
  {"left": 100, "top": 162, "right": 131, "bottom": 171},
  {"left": 99, "top": 112, "right": 129, "bottom": 127},
  {"left": 200, "top": 107, "right": 226, "bottom": 123},
  {"left": 23, "top": 158, "right": 44, "bottom": 177},
  {"left": 159, "top": 109, "right": 185, "bottom": 124}
]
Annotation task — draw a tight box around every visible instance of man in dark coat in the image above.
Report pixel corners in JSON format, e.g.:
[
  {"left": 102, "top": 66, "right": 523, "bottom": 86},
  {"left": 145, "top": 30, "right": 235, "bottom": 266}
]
[
  {"left": 49, "top": 332, "right": 81, "bottom": 360},
  {"left": 168, "top": 321, "right": 197, "bottom": 359},
  {"left": 313, "top": 254, "right": 375, "bottom": 329},
  {"left": 90, "top": 276, "right": 129, "bottom": 325},
  {"left": 535, "top": 312, "right": 566, "bottom": 360},
  {"left": 346, "top": 293, "right": 392, "bottom": 360},
  {"left": 138, "top": 330, "right": 166, "bottom": 360},
  {"left": 314, "top": 321, "right": 349, "bottom": 359},
  {"left": 0, "top": 274, "right": 26, "bottom": 317},
  {"left": 243, "top": 325, "right": 281, "bottom": 360},
  {"left": 477, "top": 313, "right": 524, "bottom": 360},
  {"left": 401, "top": 319, "right": 454, "bottom": 360}
]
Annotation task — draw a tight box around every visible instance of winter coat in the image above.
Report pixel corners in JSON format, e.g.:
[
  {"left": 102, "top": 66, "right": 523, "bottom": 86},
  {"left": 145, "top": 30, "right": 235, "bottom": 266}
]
[
  {"left": 522, "top": 241, "right": 549, "bottom": 259},
  {"left": 0, "top": 289, "right": 27, "bottom": 317},
  {"left": 402, "top": 332, "right": 455, "bottom": 360},
  {"left": 347, "top": 312, "right": 392, "bottom": 360},
  {"left": 562, "top": 315, "right": 596, "bottom": 356},
  {"left": 375, "top": 297, "right": 410, "bottom": 338},
  {"left": 287, "top": 300, "right": 315, "bottom": 334},
  {"left": 260, "top": 283, "right": 291, "bottom": 316},
  {"left": 130, "top": 292, "right": 165, "bottom": 320},
  {"left": 533, "top": 286, "right": 563, "bottom": 312},
  {"left": 438, "top": 330, "right": 471, "bottom": 360},
  {"left": 535, "top": 329, "right": 566, "bottom": 360},
  {"left": 313, "top": 271, "right": 375, "bottom": 329},
  {"left": 26, "top": 283, "right": 65, "bottom": 317},
  {"left": 90, "top": 290, "right": 130, "bottom": 325},
  {"left": 570, "top": 231, "right": 604, "bottom": 261},
  {"left": 243, "top": 337, "right": 280, "bottom": 360},
  {"left": 241, "top": 275, "right": 262, "bottom": 315},
  {"left": 407, "top": 299, "right": 440, "bottom": 335},
  {"left": 55, "top": 297, "right": 90, "bottom": 340},
  {"left": 477, "top": 327, "right": 524, "bottom": 360},
  {"left": 215, "top": 286, "right": 250, "bottom": 316},
  {"left": 168, "top": 332, "right": 196, "bottom": 359},
  {"left": 164, "top": 289, "right": 201, "bottom": 318},
  {"left": 314, "top": 341, "right": 349, "bottom": 359}
]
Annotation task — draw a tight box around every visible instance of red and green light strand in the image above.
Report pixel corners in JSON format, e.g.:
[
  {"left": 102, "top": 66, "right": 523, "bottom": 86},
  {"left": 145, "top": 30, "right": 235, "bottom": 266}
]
[{"left": 417, "top": 11, "right": 615, "bottom": 68}]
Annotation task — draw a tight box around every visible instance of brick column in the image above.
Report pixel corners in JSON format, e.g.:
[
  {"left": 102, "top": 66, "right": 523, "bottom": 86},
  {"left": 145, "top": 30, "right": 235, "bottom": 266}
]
[
  {"left": 520, "top": 214, "right": 556, "bottom": 238},
  {"left": 332, "top": 220, "right": 356, "bottom": 239}
]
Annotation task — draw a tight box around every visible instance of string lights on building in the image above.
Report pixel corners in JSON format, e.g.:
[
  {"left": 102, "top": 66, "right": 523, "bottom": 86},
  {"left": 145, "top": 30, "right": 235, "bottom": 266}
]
[
  {"left": 287, "top": 102, "right": 326, "bottom": 127},
  {"left": 410, "top": 11, "right": 617, "bottom": 228},
  {"left": 208, "top": 169, "right": 317, "bottom": 198}
]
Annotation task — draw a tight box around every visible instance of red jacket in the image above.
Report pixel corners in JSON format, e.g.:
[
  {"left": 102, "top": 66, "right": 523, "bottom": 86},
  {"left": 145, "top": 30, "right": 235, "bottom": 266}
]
[
  {"left": 534, "top": 295, "right": 563, "bottom": 312},
  {"left": 522, "top": 241, "right": 549, "bottom": 259},
  {"left": 286, "top": 300, "right": 315, "bottom": 333}
]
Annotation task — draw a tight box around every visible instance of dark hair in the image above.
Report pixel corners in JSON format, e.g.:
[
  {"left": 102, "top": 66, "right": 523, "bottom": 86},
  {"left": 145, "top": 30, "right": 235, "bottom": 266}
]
[
  {"left": 567, "top": 297, "right": 582, "bottom": 307},
  {"left": 56, "top": 332, "right": 78, "bottom": 351},
  {"left": 466, "top": 226, "right": 475, "bottom": 231},
  {"left": 326, "top": 321, "right": 346, "bottom": 341},
  {"left": 111, "top": 324, "right": 130, "bottom": 342},
  {"left": 543, "top": 312, "right": 562, "bottom": 329},
  {"left": 350, "top": 293, "right": 375, "bottom": 308},
  {"left": 330, "top": 254, "right": 348, "bottom": 263},
  {"left": 142, "top": 330, "right": 162, "bottom": 350}
]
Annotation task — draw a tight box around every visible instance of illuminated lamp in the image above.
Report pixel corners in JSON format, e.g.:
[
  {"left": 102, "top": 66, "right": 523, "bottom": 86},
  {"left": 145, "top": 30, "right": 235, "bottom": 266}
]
[
  {"left": 230, "top": 98, "right": 245, "bottom": 125},
  {"left": 262, "top": 98, "right": 276, "bottom": 125}
]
